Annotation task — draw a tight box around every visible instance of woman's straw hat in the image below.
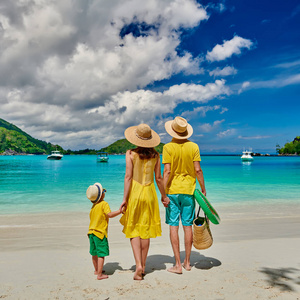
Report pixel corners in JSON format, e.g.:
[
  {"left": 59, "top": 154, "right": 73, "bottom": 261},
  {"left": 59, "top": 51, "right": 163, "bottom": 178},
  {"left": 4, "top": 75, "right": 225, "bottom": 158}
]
[
  {"left": 165, "top": 116, "right": 193, "bottom": 139},
  {"left": 86, "top": 182, "right": 103, "bottom": 203},
  {"left": 124, "top": 123, "right": 160, "bottom": 148}
]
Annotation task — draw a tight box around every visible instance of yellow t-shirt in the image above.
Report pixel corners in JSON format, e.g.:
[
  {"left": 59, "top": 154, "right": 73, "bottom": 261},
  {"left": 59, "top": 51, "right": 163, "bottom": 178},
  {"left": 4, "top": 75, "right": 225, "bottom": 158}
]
[
  {"left": 162, "top": 139, "right": 201, "bottom": 195},
  {"left": 88, "top": 201, "right": 111, "bottom": 239}
]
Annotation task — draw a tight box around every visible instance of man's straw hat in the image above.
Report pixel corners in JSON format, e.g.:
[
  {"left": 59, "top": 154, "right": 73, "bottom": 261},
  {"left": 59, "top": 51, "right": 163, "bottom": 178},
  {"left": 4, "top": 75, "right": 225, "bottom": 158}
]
[
  {"left": 165, "top": 117, "right": 193, "bottom": 139},
  {"left": 124, "top": 123, "right": 160, "bottom": 148},
  {"left": 86, "top": 182, "right": 104, "bottom": 203}
]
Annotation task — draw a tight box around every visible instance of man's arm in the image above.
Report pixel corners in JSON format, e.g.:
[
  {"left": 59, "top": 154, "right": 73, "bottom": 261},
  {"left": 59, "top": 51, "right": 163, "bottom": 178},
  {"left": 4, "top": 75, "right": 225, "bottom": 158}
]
[
  {"left": 193, "top": 161, "right": 206, "bottom": 196},
  {"left": 163, "top": 163, "right": 171, "bottom": 191}
]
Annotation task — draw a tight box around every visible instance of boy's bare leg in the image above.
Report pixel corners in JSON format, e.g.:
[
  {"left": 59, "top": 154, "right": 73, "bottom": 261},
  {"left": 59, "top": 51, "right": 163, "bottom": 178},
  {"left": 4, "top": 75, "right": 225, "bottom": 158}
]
[
  {"left": 168, "top": 226, "right": 182, "bottom": 274},
  {"left": 130, "top": 237, "right": 143, "bottom": 280},
  {"left": 141, "top": 238, "right": 150, "bottom": 275},
  {"left": 92, "top": 255, "right": 98, "bottom": 274},
  {"left": 182, "top": 225, "right": 193, "bottom": 271},
  {"left": 97, "top": 257, "right": 108, "bottom": 280}
]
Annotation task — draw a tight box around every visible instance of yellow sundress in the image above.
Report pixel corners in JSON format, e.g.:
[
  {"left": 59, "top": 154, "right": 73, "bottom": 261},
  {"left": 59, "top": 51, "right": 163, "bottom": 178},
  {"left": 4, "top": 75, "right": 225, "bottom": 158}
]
[{"left": 120, "top": 151, "right": 162, "bottom": 239}]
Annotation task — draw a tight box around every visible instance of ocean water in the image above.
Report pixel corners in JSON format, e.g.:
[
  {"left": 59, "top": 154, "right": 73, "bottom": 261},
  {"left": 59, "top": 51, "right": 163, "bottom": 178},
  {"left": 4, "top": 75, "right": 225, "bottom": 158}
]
[{"left": 0, "top": 155, "right": 299, "bottom": 215}]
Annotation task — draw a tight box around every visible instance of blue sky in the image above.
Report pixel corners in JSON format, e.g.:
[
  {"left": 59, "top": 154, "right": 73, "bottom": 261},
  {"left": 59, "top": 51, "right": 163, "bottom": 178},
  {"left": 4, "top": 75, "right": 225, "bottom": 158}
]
[{"left": 0, "top": 0, "right": 299, "bottom": 153}]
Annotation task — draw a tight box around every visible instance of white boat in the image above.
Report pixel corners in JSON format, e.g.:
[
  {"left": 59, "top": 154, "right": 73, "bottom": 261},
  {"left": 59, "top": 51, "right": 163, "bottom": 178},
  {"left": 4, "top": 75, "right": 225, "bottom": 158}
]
[
  {"left": 241, "top": 150, "right": 253, "bottom": 162},
  {"left": 47, "top": 150, "right": 63, "bottom": 160},
  {"left": 97, "top": 152, "right": 109, "bottom": 163}
]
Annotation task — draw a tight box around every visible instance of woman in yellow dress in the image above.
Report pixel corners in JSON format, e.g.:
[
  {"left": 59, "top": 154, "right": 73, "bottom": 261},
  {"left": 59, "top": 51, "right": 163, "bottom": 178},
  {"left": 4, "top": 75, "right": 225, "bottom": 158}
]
[{"left": 120, "top": 123, "right": 170, "bottom": 280}]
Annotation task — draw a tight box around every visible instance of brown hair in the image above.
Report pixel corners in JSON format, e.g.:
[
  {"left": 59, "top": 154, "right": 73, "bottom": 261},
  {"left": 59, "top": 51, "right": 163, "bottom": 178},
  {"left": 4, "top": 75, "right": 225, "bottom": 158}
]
[{"left": 132, "top": 147, "right": 159, "bottom": 160}]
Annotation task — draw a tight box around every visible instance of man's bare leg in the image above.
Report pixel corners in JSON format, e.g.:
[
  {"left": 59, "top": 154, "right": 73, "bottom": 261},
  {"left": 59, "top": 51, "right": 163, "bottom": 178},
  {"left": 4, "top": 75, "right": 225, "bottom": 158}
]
[
  {"left": 141, "top": 238, "right": 150, "bottom": 275},
  {"left": 182, "top": 225, "right": 193, "bottom": 271},
  {"left": 130, "top": 237, "right": 143, "bottom": 280},
  {"left": 168, "top": 225, "right": 182, "bottom": 274}
]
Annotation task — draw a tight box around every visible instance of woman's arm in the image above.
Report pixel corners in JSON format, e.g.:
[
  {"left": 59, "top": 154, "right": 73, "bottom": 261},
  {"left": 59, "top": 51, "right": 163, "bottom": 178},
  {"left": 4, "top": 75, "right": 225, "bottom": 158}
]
[
  {"left": 155, "top": 156, "right": 170, "bottom": 207},
  {"left": 120, "top": 150, "right": 133, "bottom": 211}
]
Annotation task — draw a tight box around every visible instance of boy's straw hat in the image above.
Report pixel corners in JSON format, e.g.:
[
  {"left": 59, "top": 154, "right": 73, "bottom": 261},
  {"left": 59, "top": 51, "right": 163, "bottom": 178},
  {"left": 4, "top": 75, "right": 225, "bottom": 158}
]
[
  {"left": 124, "top": 123, "right": 160, "bottom": 148},
  {"left": 86, "top": 182, "right": 104, "bottom": 203},
  {"left": 165, "top": 116, "right": 193, "bottom": 139}
]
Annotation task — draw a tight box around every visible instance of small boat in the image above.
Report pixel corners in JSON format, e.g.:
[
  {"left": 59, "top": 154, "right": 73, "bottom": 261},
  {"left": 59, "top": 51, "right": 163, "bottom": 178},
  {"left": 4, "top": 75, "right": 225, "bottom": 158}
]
[
  {"left": 47, "top": 150, "right": 63, "bottom": 160},
  {"left": 97, "top": 152, "right": 109, "bottom": 162},
  {"left": 241, "top": 150, "right": 254, "bottom": 162}
]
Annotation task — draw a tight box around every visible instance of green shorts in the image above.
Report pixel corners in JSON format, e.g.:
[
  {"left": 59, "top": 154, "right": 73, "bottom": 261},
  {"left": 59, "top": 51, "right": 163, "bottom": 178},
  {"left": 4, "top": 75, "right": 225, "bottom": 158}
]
[
  {"left": 165, "top": 194, "right": 195, "bottom": 226},
  {"left": 89, "top": 234, "right": 109, "bottom": 257}
]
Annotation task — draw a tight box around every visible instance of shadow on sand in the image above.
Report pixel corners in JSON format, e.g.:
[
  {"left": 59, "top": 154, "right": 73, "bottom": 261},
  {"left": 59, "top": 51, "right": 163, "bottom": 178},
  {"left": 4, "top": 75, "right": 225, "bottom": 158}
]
[
  {"left": 129, "top": 250, "right": 221, "bottom": 274},
  {"left": 103, "top": 262, "right": 123, "bottom": 275},
  {"left": 259, "top": 267, "right": 300, "bottom": 292}
]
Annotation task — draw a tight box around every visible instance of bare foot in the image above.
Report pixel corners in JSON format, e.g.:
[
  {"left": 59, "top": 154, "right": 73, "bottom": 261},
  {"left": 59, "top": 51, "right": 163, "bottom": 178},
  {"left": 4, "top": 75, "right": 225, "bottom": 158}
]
[
  {"left": 97, "top": 274, "right": 108, "bottom": 280},
  {"left": 167, "top": 266, "right": 182, "bottom": 274},
  {"left": 182, "top": 263, "right": 192, "bottom": 271},
  {"left": 133, "top": 266, "right": 143, "bottom": 280}
]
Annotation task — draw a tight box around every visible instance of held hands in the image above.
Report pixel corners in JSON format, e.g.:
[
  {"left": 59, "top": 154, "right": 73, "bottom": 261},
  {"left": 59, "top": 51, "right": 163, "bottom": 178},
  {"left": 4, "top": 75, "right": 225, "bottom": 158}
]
[
  {"left": 202, "top": 188, "right": 207, "bottom": 196},
  {"left": 161, "top": 196, "right": 170, "bottom": 208},
  {"left": 120, "top": 200, "right": 127, "bottom": 214}
]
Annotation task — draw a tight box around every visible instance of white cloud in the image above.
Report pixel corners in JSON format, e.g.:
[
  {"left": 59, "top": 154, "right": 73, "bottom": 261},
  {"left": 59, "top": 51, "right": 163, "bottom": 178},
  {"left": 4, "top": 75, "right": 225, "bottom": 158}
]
[
  {"left": 209, "top": 66, "right": 237, "bottom": 77},
  {"left": 183, "top": 105, "right": 228, "bottom": 118},
  {"left": 0, "top": 0, "right": 236, "bottom": 150},
  {"left": 217, "top": 129, "right": 236, "bottom": 138},
  {"left": 206, "top": 35, "right": 253, "bottom": 62},
  {"left": 198, "top": 119, "right": 225, "bottom": 133},
  {"left": 238, "top": 135, "right": 271, "bottom": 140},
  {"left": 238, "top": 81, "right": 250, "bottom": 94}
]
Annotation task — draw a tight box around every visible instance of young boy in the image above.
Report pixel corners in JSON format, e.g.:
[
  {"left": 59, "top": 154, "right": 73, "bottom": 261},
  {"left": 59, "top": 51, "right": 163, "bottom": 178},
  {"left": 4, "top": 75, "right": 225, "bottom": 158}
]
[{"left": 86, "top": 182, "right": 122, "bottom": 280}]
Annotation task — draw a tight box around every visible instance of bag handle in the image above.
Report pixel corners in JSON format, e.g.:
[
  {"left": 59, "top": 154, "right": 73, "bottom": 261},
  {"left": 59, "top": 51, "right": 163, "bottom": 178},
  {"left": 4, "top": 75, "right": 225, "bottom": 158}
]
[{"left": 196, "top": 205, "right": 209, "bottom": 224}]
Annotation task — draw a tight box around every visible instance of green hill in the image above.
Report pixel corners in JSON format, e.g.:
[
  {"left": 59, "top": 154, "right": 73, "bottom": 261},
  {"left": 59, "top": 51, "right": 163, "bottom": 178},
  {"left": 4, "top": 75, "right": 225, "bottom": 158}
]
[
  {"left": 100, "top": 138, "right": 164, "bottom": 154},
  {"left": 277, "top": 136, "right": 300, "bottom": 155},
  {"left": 0, "top": 118, "right": 63, "bottom": 154},
  {"left": 0, "top": 118, "right": 165, "bottom": 155}
]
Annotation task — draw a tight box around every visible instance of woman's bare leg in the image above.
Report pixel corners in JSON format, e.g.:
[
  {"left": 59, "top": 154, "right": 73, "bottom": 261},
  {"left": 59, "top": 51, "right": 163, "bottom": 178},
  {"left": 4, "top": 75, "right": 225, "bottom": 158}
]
[
  {"left": 130, "top": 237, "right": 143, "bottom": 280},
  {"left": 141, "top": 238, "right": 150, "bottom": 274}
]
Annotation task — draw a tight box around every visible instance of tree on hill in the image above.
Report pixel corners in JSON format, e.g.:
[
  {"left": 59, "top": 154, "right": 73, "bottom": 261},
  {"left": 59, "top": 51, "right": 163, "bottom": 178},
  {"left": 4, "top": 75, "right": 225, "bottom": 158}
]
[
  {"left": 99, "top": 138, "right": 164, "bottom": 154},
  {"left": 277, "top": 136, "right": 300, "bottom": 155},
  {"left": 0, "top": 118, "right": 64, "bottom": 154}
]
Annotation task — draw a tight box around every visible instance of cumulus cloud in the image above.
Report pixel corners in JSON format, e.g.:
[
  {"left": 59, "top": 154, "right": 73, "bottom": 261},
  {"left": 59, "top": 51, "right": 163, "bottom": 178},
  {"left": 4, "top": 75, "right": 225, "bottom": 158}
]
[
  {"left": 0, "top": 0, "right": 236, "bottom": 149},
  {"left": 209, "top": 66, "right": 237, "bottom": 77},
  {"left": 206, "top": 35, "right": 253, "bottom": 62}
]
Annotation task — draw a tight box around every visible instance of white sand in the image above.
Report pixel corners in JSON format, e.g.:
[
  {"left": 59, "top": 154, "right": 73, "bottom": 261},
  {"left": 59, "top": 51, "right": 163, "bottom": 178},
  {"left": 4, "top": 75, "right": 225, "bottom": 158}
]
[{"left": 1, "top": 203, "right": 300, "bottom": 299}]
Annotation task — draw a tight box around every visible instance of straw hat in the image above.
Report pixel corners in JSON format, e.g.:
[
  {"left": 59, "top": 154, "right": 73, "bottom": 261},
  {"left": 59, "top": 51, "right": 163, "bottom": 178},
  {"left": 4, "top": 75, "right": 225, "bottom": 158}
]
[
  {"left": 86, "top": 182, "right": 104, "bottom": 203},
  {"left": 124, "top": 123, "right": 160, "bottom": 148},
  {"left": 165, "top": 116, "right": 193, "bottom": 139}
]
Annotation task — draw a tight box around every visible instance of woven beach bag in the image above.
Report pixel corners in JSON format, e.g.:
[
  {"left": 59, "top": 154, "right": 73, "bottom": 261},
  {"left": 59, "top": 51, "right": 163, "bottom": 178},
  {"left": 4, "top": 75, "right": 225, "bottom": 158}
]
[{"left": 193, "top": 207, "right": 213, "bottom": 250}]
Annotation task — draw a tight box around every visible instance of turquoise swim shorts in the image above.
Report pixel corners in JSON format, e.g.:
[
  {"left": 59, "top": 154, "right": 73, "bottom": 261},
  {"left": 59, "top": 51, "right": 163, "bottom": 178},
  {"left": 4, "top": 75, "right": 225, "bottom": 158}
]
[
  {"left": 89, "top": 234, "right": 109, "bottom": 257},
  {"left": 165, "top": 194, "right": 195, "bottom": 226}
]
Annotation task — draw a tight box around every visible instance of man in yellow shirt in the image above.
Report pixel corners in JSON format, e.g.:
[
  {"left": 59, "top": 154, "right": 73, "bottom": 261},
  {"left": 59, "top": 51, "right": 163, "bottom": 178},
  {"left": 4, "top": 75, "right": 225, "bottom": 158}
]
[{"left": 163, "top": 117, "right": 206, "bottom": 274}]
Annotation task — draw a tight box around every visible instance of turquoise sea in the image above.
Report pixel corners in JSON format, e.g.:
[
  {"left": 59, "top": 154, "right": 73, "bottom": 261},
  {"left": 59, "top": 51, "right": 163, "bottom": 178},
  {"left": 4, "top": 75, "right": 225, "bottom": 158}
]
[{"left": 0, "top": 155, "right": 299, "bottom": 215}]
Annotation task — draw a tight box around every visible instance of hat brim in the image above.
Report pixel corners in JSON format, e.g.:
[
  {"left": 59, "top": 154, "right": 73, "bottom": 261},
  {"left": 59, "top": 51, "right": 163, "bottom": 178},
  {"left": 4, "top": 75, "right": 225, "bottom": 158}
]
[
  {"left": 125, "top": 126, "right": 161, "bottom": 148},
  {"left": 165, "top": 120, "right": 193, "bottom": 139}
]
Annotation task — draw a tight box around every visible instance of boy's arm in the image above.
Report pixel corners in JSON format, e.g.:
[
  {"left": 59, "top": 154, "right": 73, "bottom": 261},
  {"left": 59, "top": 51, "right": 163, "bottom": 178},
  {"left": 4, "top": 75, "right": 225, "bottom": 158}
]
[{"left": 107, "top": 208, "right": 122, "bottom": 218}]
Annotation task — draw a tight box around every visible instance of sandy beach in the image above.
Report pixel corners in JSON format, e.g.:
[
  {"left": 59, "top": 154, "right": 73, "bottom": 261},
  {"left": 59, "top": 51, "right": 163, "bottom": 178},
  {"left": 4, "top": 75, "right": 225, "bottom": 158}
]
[{"left": 1, "top": 203, "right": 300, "bottom": 300}]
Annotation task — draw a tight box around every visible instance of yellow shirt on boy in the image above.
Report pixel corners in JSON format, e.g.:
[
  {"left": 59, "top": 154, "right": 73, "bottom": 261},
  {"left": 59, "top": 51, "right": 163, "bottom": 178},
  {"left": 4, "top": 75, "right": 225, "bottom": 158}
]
[
  {"left": 88, "top": 201, "right": 111, "bottom": 240},
  {"left": 162, "top": 139, "right": 201, "bottom": 195}
]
